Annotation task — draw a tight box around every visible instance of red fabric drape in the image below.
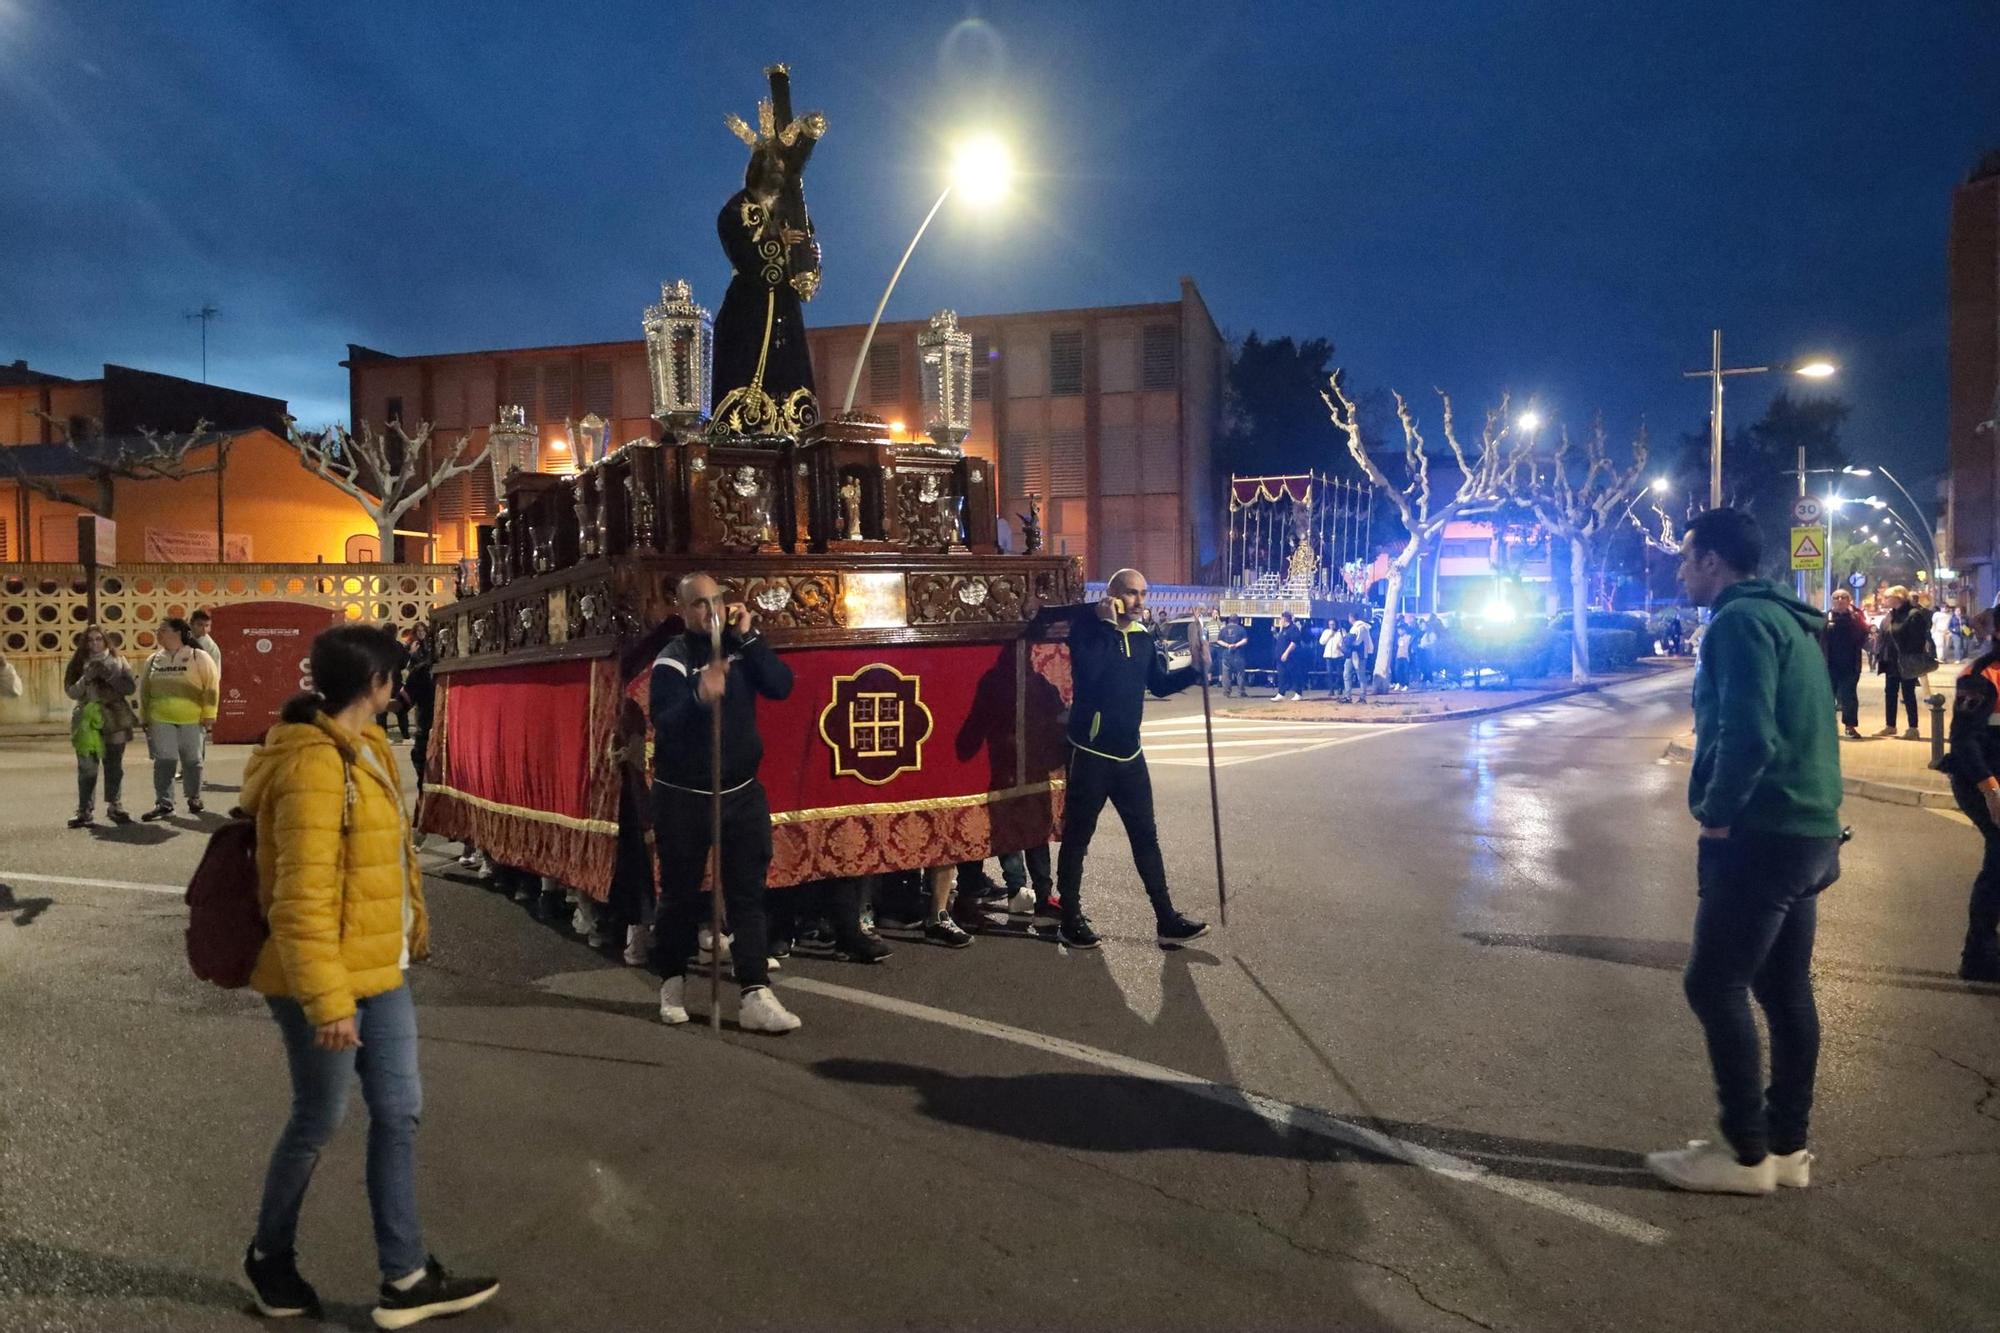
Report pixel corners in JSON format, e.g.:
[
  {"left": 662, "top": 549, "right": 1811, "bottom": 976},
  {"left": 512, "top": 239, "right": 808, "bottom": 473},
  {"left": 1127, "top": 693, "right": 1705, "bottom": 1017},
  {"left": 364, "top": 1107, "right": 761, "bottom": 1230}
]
[{"left": 418, "top": 659, "right": 619, "bottom": 898}]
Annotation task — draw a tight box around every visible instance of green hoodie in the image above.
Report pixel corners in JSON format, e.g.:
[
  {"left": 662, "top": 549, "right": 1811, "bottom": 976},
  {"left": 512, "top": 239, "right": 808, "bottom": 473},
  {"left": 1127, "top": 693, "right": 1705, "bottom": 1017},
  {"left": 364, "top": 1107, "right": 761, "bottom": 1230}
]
[{"left": 1688, "top": 579, "right": 1843, "bottom": 836}]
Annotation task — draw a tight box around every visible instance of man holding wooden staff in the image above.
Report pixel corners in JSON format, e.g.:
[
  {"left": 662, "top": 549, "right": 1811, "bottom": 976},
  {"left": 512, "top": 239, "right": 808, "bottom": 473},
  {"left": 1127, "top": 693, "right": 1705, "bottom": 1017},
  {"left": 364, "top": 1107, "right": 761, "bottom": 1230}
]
[
  {"left": 1051, "top": 569, "right": 1214, "bottom": 950},
  {"left": 648, "top": 572, "right": 802, "bottom": 1033}
]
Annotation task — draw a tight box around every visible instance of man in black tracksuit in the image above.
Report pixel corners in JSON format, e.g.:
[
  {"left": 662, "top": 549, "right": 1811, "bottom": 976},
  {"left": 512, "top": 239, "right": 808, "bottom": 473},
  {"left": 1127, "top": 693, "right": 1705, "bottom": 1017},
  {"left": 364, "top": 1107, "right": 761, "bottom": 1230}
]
[
  {"left": 649, "top": 573, "right": 801, "bottom": 1033},
  {"left": 1052, "top": 568, "right": 1213, "bottom": 950}
]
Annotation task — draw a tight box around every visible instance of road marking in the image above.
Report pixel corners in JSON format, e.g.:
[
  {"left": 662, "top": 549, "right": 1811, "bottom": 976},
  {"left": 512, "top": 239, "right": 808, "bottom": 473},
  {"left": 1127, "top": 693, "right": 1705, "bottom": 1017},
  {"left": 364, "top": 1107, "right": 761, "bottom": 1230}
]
[
  {"left": 1145, "top": 728, "right": 1400, "bottom": 768},
  {"left": 0, "top": 870, "right": 184, "bottom": 897},
  {"left": 782, "top": 975, "right": 1668, "bottom": 1246}
]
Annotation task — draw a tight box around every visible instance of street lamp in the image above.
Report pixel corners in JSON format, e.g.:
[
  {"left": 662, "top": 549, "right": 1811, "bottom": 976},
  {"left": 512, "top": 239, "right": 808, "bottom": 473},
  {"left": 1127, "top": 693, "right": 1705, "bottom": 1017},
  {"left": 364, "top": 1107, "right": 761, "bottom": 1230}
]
[
  {"left": 1683, "top": 329, "right": 1839, "bottom": 509},
  {"left": 1864, "top": 462, "right": 1938, "bottom": 573},
  {"left": 840, "top": 134, "right": 1014, "bottom": 417}
]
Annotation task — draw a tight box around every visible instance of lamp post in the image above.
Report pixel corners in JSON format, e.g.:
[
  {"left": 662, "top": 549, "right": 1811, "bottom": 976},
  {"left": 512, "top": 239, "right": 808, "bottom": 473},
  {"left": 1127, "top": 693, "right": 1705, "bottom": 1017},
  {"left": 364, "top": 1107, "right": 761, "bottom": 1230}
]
[
  {"left": 1683, "top": 329, "right": 1837, "bottom": 510},
  {"left": 841, "top": 135, "right": 1012, "bottom": 417},
  {"left": 1845, "top": 463, "right": 1938, "bottom": 574}
]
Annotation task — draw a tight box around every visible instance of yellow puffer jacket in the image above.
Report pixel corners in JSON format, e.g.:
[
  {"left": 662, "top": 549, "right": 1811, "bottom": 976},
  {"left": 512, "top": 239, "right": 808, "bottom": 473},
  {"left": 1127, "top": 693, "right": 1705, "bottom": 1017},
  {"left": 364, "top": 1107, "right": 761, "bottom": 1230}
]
[{"left": 241, "top": 714, "right": 429, "bottom": 1025}]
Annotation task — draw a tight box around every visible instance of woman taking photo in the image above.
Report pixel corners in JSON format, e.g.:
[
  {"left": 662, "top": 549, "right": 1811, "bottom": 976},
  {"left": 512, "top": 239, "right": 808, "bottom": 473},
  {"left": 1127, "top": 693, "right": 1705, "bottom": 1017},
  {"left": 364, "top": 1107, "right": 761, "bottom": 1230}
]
[
  {"left": 64, "top": 625, "right": 139, "bottom": 827},
  {"left": 239, "top": 624, "right": 498, "bottom": 1327},
  {"left": 138, "top": 616, "right": 219, "bottom": 820},
  {"left": 1875, "top": 585, "right": 1937, "bottom": 739}
]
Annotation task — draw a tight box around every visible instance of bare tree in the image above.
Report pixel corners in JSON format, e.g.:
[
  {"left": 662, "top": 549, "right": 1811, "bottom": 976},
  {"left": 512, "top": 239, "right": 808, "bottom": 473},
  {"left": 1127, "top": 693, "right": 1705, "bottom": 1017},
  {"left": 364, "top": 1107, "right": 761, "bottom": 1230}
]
[
  {"left": 0, "top": 415, "right": 223, "bottom": 517},
  {"left": 1508, "top": 418, "right": 1650, "bottom": 683},
  {"left": 286, "top": 417, "right": 489, "bottom": 562},
  {"left": 1323, "top": 375, "right": 1514, "bottom": 692}
]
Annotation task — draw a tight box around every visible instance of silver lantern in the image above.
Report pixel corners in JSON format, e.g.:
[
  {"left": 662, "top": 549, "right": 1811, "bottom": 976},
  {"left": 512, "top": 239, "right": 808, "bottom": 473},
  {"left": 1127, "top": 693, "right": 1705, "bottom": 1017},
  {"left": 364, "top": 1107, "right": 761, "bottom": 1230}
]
[
  {"left": 644, "top": 279, "right": 713, "bottom": 426},
  {"left": 488, "top": 404, "right": 539, "bottom": 493},
  {"left": 573, "top": 412, "right": 609, "bottom": 466},
  {"left": 919, "top": 309, "right": 972, "bottom": 451}
]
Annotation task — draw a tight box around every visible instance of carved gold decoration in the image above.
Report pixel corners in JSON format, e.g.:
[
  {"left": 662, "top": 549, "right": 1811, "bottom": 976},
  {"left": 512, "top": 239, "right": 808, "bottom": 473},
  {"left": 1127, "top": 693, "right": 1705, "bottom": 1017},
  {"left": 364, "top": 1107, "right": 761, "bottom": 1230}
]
[
  {"left": 738, "top": 572, "right": 846, "bottom": 630},
  {"left": 708, "top": 464, "right": 776, "bottom": 550},
  {"left": 895, "top": 469, "right": 959, "bottom": 551}
]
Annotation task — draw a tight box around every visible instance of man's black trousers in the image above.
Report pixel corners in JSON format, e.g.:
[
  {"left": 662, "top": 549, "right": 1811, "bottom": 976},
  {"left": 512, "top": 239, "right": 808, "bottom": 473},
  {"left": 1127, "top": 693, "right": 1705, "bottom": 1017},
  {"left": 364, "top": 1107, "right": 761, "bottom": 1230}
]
[
  {"left": 651, "top": 780, "right": 771, "bottom": 989},
  {"left": 1055, "top": 746, "right": 1177, "bottom": 925}
]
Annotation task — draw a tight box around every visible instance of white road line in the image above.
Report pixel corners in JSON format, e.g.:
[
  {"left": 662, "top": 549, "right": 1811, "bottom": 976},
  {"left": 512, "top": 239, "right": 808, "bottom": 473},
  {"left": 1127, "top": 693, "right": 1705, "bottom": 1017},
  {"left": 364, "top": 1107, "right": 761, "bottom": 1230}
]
[
  {"left": 0, "top": 870, "right": 184, "bottom": 897},
  {"left": 1144, "top": 737, "right": 1386, "bottom": 751},
  {"left": 783, "top": 975, "right": 1668, "bottom": 1246}
]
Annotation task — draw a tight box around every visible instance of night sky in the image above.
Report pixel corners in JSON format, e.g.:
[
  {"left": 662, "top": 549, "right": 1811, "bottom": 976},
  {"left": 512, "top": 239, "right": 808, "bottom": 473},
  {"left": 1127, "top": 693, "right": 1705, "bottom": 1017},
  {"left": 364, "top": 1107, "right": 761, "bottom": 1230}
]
[{"left": 4, "top": 1, "right": 1996, "bottom": 479}]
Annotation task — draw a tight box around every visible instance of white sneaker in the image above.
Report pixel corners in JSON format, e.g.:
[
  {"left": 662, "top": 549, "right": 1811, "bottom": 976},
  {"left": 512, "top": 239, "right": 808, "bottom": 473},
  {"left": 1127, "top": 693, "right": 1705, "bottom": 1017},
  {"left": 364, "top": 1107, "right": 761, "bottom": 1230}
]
[
  {"left": 658, "top": 976, "right": 690, "bottom": 1026},
  {"left": 698, "top": 928, "right": 733, "bottom": 965},
  {"left": 623, "top": 924, "right": 653, "bottom": 967},
  {"left": 1645, "top": 1139, "right": 1776, "bottom": 1195},
  {"left": 475, "top": 855, "right": 495, "bottom": 881},
  {"left": 570, "top": 900, "right": 597, "bottom": 938},
  {"left": 738, "top": 985, "right": 801, "bottom": 1034},
  {"left": 1006, "top": 888, "right": 1037, "bottom": 916},
  {"left": 1771, "top": 1148, "right": 1814, "bottom": 1188}
]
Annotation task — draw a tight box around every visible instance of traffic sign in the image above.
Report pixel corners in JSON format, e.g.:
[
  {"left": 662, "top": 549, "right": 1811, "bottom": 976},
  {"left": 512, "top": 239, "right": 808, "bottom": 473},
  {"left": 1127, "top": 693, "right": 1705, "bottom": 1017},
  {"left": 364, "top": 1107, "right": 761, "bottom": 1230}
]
[
  {"left": 1849, "top": 571, "right": 1867, "bottom": 590},
  {"left": 1790, "top": 528, "right": 1825, "bottom": 571},
  {"left": 1791, "top": 495, "right": 1824, "bottom": 525}
]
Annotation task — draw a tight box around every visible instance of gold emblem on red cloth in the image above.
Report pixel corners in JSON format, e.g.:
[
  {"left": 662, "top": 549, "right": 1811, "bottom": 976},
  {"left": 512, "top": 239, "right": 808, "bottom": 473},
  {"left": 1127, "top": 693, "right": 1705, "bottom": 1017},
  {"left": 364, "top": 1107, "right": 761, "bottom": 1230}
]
[{"left": 818, "top": 663, "right": 934, "bottom": 785}]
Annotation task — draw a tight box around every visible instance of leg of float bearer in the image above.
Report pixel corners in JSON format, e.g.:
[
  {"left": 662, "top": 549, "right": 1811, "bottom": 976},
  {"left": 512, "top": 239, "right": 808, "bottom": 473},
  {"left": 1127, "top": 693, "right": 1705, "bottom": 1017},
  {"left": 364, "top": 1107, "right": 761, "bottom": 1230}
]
[
  {"left": 1193, "top": 613, "right": 1228, "bottom": 928},
  {"left": 709, "top": 599, "right": 726, "bottom": 1032}
]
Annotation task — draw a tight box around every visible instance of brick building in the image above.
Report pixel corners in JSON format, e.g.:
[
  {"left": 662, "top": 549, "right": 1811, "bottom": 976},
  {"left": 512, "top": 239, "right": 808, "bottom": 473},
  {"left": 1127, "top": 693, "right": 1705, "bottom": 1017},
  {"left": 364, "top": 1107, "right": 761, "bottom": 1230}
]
[
  {"left": 343, "top": 278, "right": 1226, "bottom": 582},
  {"left": 1948, "top": 149, "right": 2000, "bottom": 604}
]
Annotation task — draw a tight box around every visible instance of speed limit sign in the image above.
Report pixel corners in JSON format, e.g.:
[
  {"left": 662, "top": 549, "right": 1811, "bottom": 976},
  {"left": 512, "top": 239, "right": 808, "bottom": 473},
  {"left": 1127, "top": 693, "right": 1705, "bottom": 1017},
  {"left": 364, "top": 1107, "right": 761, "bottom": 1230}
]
[{"left": 1791, "top": 495, "right": 1824, "bottom": 526}]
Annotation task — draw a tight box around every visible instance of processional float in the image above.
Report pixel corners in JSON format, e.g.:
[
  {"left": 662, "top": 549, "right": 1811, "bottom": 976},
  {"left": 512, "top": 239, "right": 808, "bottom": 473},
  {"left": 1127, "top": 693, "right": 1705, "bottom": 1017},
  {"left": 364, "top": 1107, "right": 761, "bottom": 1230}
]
[{"left": 418, "top": 64, "right": 1081, "bottom": 900}]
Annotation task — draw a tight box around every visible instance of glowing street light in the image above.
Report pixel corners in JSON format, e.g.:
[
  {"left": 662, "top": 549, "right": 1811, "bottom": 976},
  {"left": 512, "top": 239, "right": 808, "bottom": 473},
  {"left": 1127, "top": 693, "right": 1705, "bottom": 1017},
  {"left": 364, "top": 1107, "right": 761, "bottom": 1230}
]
[
  {"left": 842, "top": 134, "right": 1014, "bottom": 417},
  {"left": 1515, "top": 409, "right": 1543, "bottom": 436},
  {"left": 1683, "top": 330, "right": 1840, "bottom": 509}
]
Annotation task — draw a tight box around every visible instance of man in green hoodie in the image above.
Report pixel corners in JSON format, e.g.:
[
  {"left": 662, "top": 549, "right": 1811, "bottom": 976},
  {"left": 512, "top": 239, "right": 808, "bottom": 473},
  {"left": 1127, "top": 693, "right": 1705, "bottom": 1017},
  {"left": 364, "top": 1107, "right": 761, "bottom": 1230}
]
[{"left": 1647, "top": 507, "right": 1844, "bottom": 1196}]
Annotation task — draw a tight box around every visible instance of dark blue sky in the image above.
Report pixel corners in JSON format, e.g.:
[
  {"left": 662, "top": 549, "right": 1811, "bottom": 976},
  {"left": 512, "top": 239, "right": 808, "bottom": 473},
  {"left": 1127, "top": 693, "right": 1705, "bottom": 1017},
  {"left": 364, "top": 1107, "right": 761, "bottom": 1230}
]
[{"left": 4, "top": 1, "right": 1996, "bottom": 479}]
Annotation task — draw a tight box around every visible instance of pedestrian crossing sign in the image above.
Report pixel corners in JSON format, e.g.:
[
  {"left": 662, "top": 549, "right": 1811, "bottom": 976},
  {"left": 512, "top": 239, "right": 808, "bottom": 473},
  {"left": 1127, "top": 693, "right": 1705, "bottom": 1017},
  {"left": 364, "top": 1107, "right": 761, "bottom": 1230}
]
[{"left": 1790, "top": 528, "right": 1825, "bottom": 571}]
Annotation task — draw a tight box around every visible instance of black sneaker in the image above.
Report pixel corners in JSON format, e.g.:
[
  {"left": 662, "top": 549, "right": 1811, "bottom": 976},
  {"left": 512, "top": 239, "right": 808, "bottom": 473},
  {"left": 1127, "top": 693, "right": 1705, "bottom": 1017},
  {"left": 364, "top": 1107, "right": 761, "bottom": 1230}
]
[
  {"left": 1058, "top": 915, "right": 1101, "bottom": 950},
  {"left": 67, "top": 811, "right": 92, "bottom": 829},
  {"left": 107, "top": 805, "right": 132, "bottom": 825},
  {"left": 244, "top": 1243, "right": 321, "bottom": 1320},
  {"left": 1157, "top": 913, "right": 1211, "bottom": 947},
  {"left": 833, "top": 933, "right": 894, "bottom": 964},
  {"left": 371, "top": 1257, "right": 499, "bottom": 1330},
  {"left": 188, "top": 797, "right": 206, "bottom": 815},
  {"left": 958, "top": 870, "right": 1009, "bottom": 902},
  {"left": 141, "top": 802, "right": 174, "bottom": 822},
  {"left": 1033, "top": 894, "right": 1064, "bottom": 923},
  {"left": 924, "top": 912, "right": 974, "bottom": 949},
  {"left": 770, "top": 936, "right": 794, "bottom": 960}
]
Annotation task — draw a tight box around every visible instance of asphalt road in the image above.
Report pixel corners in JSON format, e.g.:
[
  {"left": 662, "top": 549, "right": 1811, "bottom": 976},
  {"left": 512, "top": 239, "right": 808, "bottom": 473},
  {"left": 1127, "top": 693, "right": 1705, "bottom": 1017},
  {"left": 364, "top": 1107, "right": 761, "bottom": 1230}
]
[{"left": 5, "top": 665, "right": 1999, "bottom": 1332}]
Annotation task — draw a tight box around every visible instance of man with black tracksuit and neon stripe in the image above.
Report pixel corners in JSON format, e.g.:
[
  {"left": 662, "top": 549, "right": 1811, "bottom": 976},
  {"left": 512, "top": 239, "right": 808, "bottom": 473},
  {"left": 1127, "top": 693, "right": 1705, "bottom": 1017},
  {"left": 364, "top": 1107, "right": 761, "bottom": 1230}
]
[{"left": 1049, "top": 568, "right": 1213, "bottom": 950}]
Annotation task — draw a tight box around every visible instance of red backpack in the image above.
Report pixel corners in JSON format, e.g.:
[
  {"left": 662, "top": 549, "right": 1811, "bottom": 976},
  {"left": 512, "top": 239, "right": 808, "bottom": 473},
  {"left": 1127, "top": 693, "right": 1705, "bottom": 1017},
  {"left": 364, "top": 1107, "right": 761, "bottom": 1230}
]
[
  {"left": 185, "top": 757, "right": 353, "bottom": 988},
  {"left": 185, "top": 814, "right": 265, "bottom": 987}
]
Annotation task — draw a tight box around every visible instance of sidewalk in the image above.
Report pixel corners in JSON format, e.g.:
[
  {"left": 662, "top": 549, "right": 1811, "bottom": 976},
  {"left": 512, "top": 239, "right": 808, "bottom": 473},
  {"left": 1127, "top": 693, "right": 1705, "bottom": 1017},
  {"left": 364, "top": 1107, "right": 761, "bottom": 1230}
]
[
  {"left": 1214, "top": 658, "right": 1690, "bottom": 724},
  {"left": 1664, "top": 728, "right": 1958, "bottom": 809}
]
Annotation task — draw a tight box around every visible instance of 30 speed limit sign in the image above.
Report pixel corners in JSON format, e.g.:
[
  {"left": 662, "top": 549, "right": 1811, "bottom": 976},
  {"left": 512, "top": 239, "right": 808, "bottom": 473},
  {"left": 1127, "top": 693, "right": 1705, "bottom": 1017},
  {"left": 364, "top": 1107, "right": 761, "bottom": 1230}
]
[{"left": 1791, "top": 495, "right": 1824, "bottom": 526}]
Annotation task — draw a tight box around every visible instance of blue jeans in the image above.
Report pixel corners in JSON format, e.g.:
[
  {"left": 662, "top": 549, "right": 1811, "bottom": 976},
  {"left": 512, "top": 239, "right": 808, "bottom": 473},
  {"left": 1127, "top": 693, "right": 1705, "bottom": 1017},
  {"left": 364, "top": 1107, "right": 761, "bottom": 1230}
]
[
  {"left": 255, "top": 985, "right": 426, "bottom": 1280},
  {"left": 1684, "top": 832, "right": 1840, "bottom": 1162}
]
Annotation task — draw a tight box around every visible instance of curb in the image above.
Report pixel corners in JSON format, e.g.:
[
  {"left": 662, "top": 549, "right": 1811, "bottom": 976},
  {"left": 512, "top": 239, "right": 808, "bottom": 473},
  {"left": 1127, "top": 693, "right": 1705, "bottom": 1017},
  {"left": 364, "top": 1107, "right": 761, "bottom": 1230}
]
[
  {"left": 1214, "top": 682, "right": 1599, "bottom": 726},
  {"left": 1662, "top": 737, "right": 1960, "bottom": 810}
]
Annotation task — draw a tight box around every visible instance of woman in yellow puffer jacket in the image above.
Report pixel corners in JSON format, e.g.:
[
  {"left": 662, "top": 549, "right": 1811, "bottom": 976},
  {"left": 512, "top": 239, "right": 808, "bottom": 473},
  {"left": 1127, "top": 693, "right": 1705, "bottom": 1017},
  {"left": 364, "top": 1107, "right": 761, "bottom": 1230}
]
[{"left": 238, "top": 624, "right": 498, "bottom": 1329}]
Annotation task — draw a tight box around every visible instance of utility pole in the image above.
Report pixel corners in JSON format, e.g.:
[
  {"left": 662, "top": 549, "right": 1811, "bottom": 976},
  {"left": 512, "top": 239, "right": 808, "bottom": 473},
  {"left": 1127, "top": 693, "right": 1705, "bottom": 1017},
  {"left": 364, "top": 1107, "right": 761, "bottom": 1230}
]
[{"left": 184, "top": 303, "right": 220, "bottom": 383}]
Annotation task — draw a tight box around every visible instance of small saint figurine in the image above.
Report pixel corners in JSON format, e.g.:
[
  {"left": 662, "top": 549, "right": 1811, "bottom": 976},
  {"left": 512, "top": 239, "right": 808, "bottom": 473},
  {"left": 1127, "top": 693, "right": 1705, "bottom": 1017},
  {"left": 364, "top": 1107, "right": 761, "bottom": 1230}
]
[
  {"left": 840, "top": 475, "right": 863, "bottom": 541},
  {"left": 1018, "top": 493, "right": 1044, "bottom": 555}
]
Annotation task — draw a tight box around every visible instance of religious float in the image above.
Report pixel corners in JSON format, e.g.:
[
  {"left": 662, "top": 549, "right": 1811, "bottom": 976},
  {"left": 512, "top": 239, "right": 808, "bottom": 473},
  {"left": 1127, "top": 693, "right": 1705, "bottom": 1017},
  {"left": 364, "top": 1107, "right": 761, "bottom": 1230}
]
[
  {"left": 417, "top": 65, "right": 1081, "bottom": 899},
  {"left": 1218, "top": 471, "right": 1377, "bottom": 623}
]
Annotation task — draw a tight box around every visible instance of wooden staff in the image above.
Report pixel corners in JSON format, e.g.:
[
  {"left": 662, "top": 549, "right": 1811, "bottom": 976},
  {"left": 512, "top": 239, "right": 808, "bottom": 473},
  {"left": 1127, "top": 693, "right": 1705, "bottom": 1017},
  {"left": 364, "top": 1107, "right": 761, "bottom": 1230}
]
[
  {"left": 1192, "top": 611, "right": 1228, "bottom": 926},
  {"left": 708, "top": 596, "right": 725, "bottom": 1030}
]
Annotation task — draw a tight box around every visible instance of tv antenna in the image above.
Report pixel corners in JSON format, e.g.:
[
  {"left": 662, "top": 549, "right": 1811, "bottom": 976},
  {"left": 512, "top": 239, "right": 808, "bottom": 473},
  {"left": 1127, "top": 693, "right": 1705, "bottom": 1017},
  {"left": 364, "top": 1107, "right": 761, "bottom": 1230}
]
[{"left": 184, "top": 303, "right": 220, "bottom": 382}]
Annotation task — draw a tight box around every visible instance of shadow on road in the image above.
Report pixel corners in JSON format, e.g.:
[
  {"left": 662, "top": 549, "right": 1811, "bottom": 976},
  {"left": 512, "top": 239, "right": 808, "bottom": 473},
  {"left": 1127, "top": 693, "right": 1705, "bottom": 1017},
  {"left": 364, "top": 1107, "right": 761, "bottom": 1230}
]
[
  {"left": 810, "top": 1059, "right": 1665, "bottom": 1191},
  {"left": 1465, "top": 930, "right": 2000, "bottom": 998},
  {"left": 0, "top": 1234, "right": 249, "bottom": 1315},
  {"left": 0, "top": 884, "right": 53, "bottom": 926},
  {"left": 85, "top": 823, "right": 177, "bottom": 848}
]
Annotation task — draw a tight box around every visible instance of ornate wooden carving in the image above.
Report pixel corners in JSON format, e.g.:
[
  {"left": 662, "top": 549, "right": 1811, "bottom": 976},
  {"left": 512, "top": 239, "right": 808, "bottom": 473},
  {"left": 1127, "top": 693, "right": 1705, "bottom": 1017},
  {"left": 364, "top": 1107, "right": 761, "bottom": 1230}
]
[
  {"left": 741, "top": 571, "right": 846, "bottom": 630},
  {"left": 893, "top": 467, "right": 961, "bottom": 553},
  {"left": 907, "top": 571, "right": 1028, "bottom": 625}
]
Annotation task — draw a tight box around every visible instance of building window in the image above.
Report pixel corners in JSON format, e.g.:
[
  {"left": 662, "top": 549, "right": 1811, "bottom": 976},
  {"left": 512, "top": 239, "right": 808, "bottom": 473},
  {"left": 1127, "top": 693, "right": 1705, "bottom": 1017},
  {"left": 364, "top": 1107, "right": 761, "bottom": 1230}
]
[
  {"left": 970, "top": 335, "right": 993, "bottom": 401},
  {"left": 1005, "top": 337, "right": 1046, "bottom": 397},
  {"left": 1049, "top": 330, "right": 1084, "bottom": 396},
  {"left": 501, "top": 363, "right": 538, "bottom": 418},
  {"left": 1141, "top": 324, "right": 1178, "bottom": 389},
  {"left": 0, "top": 516, "right": 9, "bottom": 560},
  {"left": 1048, "top": 428, "right": 1086, "bottom": 496},
  {"left": 543, "top": 363, "right": 574, "bottom": 420},
  {"left": 1002, "top": 431, "right": 1048, "bottom": 499},
  {"left": 384, "top": 396, "right": 404, "bottom": 426},
  {"left": 870, "top": 343, "right": 901, "bottom": 404},
  {"left": 582, "top": 361, "right": 614, "bottom": 418}
]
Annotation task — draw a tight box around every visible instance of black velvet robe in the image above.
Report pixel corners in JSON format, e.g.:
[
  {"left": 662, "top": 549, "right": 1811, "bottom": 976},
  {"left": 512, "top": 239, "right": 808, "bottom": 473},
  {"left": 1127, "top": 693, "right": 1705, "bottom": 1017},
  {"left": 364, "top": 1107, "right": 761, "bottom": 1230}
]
[{"left": 712, "top": 190, "right": 818, "bottom": 427}]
